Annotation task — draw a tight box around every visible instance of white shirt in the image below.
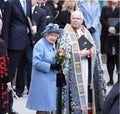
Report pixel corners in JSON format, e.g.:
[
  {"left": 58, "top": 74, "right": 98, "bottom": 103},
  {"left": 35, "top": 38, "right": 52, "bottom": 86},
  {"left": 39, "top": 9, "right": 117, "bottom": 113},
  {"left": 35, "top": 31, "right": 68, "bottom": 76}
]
[
  {"left": 19, "top": 0, "right": 24, "bottom": 7},
  {"left": 32, "top": 5, "right": 36, "bottom": 14}
]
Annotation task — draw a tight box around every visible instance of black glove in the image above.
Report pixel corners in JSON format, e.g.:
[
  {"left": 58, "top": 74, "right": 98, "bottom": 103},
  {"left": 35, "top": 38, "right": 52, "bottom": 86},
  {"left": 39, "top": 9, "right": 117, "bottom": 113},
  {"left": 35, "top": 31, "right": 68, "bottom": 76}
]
[
  {"left": 88, "top": 27, "right": 95, "bottom": 34},
  {"left": 50, "top": 63, "right": 61, "bottom": 71},
  {"left": 56, "top": 72, "right": 67, "bottom": 87}
]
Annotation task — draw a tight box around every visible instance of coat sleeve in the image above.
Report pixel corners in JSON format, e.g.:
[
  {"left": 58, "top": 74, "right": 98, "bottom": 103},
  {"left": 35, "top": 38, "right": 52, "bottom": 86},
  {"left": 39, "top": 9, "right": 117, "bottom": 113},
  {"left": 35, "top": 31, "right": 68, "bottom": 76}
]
[
  {"left": 100, "top": 6, "right": 110, "bottom": 30},
  {"left": 32, "top": 42, "right": 51, "bottom": 73},
  {"left": 91, "top": 3, "right": 101, "bottom": 29}
]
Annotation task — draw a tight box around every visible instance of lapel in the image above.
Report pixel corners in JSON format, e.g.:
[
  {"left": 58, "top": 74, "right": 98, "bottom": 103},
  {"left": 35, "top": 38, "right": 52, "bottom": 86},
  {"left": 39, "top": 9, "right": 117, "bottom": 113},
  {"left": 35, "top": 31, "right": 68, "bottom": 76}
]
[
  {"left": 33, "top": 6, "right": 39, "bottom": 17},
  {"left": 32, "top": 6, "right": 39, "bottom": 24},
  {"left": 15, "top": 0, "right": 31, "bottom": 17},
  {"left": 15, "top": 0, "right": 25, "bottom": 16}
]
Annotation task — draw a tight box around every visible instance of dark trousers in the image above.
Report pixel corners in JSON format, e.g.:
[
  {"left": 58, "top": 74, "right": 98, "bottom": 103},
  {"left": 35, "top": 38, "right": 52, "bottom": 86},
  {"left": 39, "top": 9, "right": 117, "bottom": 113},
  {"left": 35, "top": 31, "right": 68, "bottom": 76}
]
[
  {"left": 7, "top": 41, "right": 32, "bottom": 110},
  {"left": 16, "top": 58, "right": 30, "bottom": 94},
  {"left": 107, "top": 54, "right": 119, "bottom": 81}
]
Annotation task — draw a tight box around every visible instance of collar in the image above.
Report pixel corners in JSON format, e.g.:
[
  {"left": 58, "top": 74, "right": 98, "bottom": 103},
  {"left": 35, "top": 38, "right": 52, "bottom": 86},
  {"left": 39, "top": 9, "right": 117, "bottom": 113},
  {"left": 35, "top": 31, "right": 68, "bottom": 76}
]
[
  {"left": 43, "top": 38, "right": 55, "bottom": 51},
  {"left": 73, "top": 27, "right": 84, "bottom": 39},
  {"left": 32, "top": 5, "right": 36, "bottom": 13},
  {"left": 37, "top": 3, "right": 41, "bottom": 7}
]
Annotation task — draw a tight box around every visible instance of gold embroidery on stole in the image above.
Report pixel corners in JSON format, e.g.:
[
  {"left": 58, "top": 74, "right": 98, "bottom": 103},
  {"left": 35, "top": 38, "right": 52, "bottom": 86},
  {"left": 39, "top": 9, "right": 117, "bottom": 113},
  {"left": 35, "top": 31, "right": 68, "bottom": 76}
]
[{"left": 64, "top": 24, "right": 88, "bottom": 113}]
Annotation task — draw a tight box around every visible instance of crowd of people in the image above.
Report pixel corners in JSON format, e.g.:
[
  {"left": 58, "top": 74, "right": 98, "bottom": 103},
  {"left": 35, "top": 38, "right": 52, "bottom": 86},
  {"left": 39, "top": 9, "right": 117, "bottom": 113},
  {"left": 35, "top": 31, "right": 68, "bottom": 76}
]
[{"left": 0, "top": 0, "right": 119, "bottom": 114}]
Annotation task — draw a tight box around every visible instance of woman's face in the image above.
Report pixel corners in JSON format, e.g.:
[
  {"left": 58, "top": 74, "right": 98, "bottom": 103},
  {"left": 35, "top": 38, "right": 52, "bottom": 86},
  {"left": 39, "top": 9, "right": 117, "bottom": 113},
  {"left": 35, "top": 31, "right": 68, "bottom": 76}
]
[
  {"left": 45, "top": 32, "right": 58, "bottom": 44},
  {"left": 67, "top": 0, "right": 76, "bottom": 9}
]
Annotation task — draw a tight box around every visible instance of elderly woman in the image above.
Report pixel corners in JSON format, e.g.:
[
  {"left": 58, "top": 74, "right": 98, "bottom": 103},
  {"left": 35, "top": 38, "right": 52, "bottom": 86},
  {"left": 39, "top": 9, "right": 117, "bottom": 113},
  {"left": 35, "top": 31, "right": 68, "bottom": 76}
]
[{"left": 26, "top": 23, "right": 63, "bottom": 114}]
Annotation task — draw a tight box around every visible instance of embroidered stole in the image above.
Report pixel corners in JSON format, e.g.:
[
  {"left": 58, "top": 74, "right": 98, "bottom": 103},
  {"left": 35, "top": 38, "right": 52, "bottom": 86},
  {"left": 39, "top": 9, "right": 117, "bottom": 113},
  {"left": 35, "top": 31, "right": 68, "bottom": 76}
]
[{"left": 64, "top": 24, "right": 88, "bottom": 113}]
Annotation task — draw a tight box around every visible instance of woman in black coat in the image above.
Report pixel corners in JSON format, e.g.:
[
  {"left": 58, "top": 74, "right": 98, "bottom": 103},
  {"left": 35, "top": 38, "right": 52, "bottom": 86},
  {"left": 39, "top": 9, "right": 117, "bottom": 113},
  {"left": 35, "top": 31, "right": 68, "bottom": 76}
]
[
  {"left": 100, "top": 0, "right": 120, "bottom": 86},
  {"left": 56, "top": 0, "right": 79, "bottom": 28},
  {"left": 47, "top": 0, "right": 62, "bottom": 23},
  {"left": 102, "top": 81, "right": 120, "bottom": 114}
]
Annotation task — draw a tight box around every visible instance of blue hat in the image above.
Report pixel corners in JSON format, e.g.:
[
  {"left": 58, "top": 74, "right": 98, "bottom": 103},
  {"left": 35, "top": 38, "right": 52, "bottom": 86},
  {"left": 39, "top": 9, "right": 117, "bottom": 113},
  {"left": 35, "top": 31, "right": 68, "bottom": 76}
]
[{"left": 41, "top": 23, "right": 63, "bottom": 36}]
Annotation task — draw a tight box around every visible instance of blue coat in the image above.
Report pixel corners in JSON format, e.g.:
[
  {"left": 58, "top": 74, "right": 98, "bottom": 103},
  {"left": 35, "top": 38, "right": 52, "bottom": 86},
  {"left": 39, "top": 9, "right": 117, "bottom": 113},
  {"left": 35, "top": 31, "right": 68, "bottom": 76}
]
[
  {"left": 26, "top": 38, "right": 57, "bottom": 111},
  {"left": 78, "top": 0, "right": 101, "bottom": 51}
]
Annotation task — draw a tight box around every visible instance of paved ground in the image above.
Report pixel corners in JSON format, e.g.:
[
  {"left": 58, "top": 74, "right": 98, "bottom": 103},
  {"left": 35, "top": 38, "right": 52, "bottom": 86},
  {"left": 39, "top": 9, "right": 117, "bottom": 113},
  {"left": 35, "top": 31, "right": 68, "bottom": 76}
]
[{"left": 13, "top": 54, "right": 118, "bottom": 114}]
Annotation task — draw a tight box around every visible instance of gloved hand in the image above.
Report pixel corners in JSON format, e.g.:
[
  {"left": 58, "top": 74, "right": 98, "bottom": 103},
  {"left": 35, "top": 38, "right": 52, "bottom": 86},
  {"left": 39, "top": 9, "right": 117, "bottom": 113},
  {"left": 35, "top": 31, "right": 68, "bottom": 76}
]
[
  {"left": 88, "top": 27, "right": 95, "bottom": 34},
  {"left": 50, "top": 63, "right": 61, "bottom": 71},
  {"left": 56, "top": 72, "right": 67, "bottom": 87}
]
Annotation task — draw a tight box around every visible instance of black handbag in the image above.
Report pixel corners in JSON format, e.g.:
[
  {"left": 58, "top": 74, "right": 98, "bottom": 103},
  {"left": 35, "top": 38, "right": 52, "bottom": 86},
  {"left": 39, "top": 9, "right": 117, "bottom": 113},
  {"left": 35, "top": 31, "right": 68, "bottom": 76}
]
[{"left": 56, "top": 72, "right": 67, "bottom": 87}]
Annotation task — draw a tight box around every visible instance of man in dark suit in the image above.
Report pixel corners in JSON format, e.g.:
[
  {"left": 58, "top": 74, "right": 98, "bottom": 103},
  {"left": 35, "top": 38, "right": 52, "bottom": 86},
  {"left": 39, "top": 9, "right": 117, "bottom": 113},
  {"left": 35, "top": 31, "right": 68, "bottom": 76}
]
[
  {"left": 15, "top": 0, "right": 46, "bottom": 97},
  {"left": 38, "top": 0, "right": 54, "bottom": 25},
  {"left": 32, "top": 2, "right": 46, "bottom": 43},
  {"left": 102, "top": 81, "right": 120, "bottom": 114},
  {"left": 2, "top": 0, "right": 35, "bottom": 113}
]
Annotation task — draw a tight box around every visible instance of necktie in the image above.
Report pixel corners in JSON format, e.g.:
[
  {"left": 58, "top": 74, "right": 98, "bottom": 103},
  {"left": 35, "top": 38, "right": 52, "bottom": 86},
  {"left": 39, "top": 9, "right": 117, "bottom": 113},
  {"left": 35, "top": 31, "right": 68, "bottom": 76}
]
[
  {"left": 22, "top": 0, "right": 29, "bottom": 33},
  {"left": 22, "top": 0, "right": 26, "bottom": 15}
]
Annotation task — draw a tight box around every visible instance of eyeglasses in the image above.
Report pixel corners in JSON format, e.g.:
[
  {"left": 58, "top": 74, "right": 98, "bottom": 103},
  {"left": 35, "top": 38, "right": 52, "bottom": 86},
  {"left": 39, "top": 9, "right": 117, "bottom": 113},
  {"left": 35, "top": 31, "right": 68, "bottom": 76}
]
[{"left": 72, "top": 18, "right": 83, "bottom": 20}]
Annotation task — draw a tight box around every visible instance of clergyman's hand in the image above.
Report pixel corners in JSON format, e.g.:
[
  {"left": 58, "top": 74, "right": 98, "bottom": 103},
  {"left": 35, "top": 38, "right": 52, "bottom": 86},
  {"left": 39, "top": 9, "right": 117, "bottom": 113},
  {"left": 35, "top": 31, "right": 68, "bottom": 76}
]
[{"left": 80, "top": 48, "right": 90, "bottom": 59}]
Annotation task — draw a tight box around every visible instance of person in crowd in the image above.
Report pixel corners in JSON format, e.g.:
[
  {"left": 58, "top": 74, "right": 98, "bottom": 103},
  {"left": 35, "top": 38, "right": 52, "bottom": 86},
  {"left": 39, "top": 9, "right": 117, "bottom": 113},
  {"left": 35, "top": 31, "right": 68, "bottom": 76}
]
[
  {"left": 0, "top": 16, "right": 12, "bottom": 114},
  {"left": 0, "top": 0, "right": 5, "bottom": 15},
  {"left": 100, "top": 0, "right": 120, "bottom": 86},
  {"left": 26, "top": 23, "right": 62, "bottom": 114},
  {"left": 1, "top": 0, "right": 36, "bottom": 113},
  {"left": 99, "top": 1, "right": 106, "bottom": 10},
  {"left": 78, "top": 0, "right": 101, "bottom": 51},
  {"left": 56, "top": 0, "right": 79, "bottom": 28},
  {"left": 15, "top": 0, "right": 46, "bottom": 97},
  {"left": 32, "top": 0, "right": 46, "bottom": 43},
  {"left": 0, "top": 9, "right": 2, "bottom": 18},
  {"left": 55, "top": 10, "right": 106, "bottom": 114},
  {"left": 46, "top": 0, "right": 62, "bottom": 23},
  {"left": 37, "top": 0, "right": 54, "bottom": 25},
  {"left": 102, "top": 80, "right": 120, "bottom": 114}
]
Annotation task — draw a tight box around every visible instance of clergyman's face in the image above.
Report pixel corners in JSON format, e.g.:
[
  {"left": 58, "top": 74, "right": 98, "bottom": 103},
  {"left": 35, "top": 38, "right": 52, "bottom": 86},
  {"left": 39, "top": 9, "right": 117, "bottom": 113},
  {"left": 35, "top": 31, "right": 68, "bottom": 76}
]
[{"left": 71, "top": 12, "right": 83, "bottom": 29}]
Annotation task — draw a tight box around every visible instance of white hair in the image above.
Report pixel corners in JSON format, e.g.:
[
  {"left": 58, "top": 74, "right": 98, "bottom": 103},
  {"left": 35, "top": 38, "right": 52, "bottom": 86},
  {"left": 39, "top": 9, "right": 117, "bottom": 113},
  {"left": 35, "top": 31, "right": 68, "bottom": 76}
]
[{"left": 71, "top": 10, "right": 84, "bottom": 20}]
